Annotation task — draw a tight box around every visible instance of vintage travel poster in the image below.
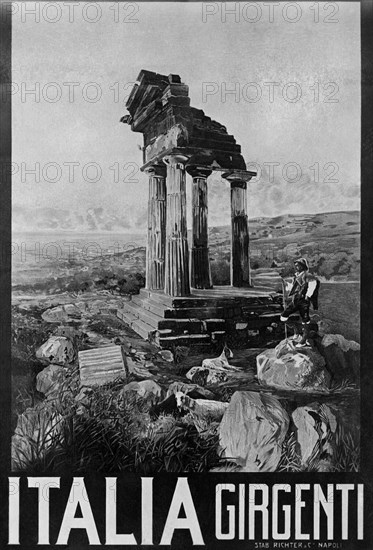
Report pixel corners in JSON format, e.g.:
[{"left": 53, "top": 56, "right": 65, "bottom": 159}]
[{"left": 1, "top": 1, "right": 372, "bottom": 548}]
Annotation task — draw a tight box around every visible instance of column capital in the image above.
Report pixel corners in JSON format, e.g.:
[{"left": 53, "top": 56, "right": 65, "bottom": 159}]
[
  {"left": 145, "top": 162, "right": 166, "bottom": 178},
  {"left": 163, "top": 153, "right": 190, "bottom": 170},
  {"left": 186, "top": 165, "right": 212, "bottom": 179},
  {"left": 222, "top": 169, "right": 256, "bottom": 186}
]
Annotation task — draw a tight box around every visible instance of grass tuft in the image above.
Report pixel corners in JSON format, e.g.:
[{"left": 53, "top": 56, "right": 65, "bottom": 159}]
[{"left": 12, "top": 380, "right": 223, "bottom": 474}]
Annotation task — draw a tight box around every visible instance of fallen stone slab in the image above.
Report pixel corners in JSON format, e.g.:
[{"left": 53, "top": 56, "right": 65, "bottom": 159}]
[
  {"left": 78, "top": 345, "right": 125, "bottom": 386},
  {"left": 36, "top": 336, "right": 75, "bottom": 366},
  {"left": 219, "top": 391, "right": 289, "bottom": 472}
]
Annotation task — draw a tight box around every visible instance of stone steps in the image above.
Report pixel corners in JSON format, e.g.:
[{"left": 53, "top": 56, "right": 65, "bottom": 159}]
[
  {"left": 132, "top": 295, "right": 166, "bottom": 318},
  {"left": 117, "top": 309, "right": 156, "bottom": 340},
  {"left": 116, "top": 288, "right": 283, "bottom": 348},
  {"left": 121, "top": 300, "right": 161, "bottom": 328},
  {"left": 131, "top": 319, "right": 157, "bottom": 341},
  {"left": 156, "top": 333, "right": 213, "bottom": 348},
  {"left": 246, "top": 312, "right": 281, "bottom": 328},
  {"left": 139, "top": 287, "right": 276, "bottom": 309}
]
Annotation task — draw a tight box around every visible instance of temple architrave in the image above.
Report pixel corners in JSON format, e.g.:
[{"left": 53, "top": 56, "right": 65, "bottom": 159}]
[{"left": 117, "top": 70, "right": 281, "bottom": 348}]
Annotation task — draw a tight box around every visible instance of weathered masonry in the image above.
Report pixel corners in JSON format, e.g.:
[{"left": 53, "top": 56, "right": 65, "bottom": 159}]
[{"left": 117, "top": 70, "right": 281, "bottom": 348}]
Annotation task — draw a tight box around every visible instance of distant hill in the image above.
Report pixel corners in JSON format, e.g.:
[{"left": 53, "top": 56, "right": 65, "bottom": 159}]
[
  {"left": 12, "top": 206, "right": 359, "bottom": 282},
  {"left": 207, "top": 210, "right": 360, "bottom": 282}
]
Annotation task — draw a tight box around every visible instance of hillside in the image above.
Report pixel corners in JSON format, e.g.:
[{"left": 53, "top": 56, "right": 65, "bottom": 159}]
[
  {"left": 208, "top": 211, "right": 360, "bottom": 282},
  {"left": 12, "top": 210, "right": 360, "bottom": 290}
]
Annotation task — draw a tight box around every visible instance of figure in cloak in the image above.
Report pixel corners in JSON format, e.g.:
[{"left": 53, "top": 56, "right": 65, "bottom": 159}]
[{"left": 280, "top": 257, "right": 320, "bottom": 348}]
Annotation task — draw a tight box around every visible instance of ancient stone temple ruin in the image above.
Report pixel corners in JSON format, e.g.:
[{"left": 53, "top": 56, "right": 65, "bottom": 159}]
[{"left": 117, "top": 70, "right": 281, "bottom": 348}]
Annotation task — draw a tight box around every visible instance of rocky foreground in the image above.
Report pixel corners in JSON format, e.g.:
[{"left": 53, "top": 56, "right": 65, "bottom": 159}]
[{"left": 11, "top": 291, "right": 360, "bottom": 474}]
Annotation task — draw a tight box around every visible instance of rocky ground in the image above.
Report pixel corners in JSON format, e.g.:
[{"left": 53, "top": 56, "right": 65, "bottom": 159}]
[{"left": 12, "top": 288, "right": 360, "bottom": 474}]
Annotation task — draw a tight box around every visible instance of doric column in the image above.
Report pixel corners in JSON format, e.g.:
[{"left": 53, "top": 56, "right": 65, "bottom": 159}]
[
  {"left": 145, "top": 163, "right": 167, "bottom": 290},
  {"left": 222, "top": 171, "right": 251, "bottom": 287},
  {"left": 163, "top": 154, "right": 190, "bottom": 296},
  {"left": 187, "top": 166, "right": 212, "bottom": 289}
]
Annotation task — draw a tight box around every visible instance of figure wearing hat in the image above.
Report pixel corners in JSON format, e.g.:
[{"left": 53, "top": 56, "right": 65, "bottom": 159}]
[{"left": 280, "top": 257, "right": 320, "bottom": 347}]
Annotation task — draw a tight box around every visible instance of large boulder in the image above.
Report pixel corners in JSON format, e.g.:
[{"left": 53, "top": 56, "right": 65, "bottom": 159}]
[
  {"left": 320, "top": 334, "right": 360, "bottom": 381},
  {"left": 36, "top": 364, "right": 66, "bottom": 397},
  {"left": 219, "top": 391, "right": 289, "bottom": 472},
  {"left": 256, "top": 339, "right": 331, "bottom": 392},
  {"left": 292, "top": 403, "right": 337, "bottom": 471},
  {"left": 36, "top": 336, "right": 75, "bottom": 366},
  {"left": 12, "top": 404, "right": 64, "bottom": 470}
]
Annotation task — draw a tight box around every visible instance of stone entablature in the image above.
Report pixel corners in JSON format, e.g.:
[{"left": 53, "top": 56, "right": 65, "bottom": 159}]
[{"left": 121, "top": 70, "right": 251, "bottom": 172}]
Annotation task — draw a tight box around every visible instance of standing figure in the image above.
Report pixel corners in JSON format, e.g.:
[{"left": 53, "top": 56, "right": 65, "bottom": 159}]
[{"left": 280, "top": 257, "right": 319, "bottom": 347}]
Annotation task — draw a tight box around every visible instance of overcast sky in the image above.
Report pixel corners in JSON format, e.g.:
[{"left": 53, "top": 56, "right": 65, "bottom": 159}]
[{"left": 12, "top": 2, "right": 360, "bottom": 230}]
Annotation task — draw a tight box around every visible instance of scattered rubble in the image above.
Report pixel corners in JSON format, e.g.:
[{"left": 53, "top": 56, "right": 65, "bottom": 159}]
[{"left": 12, "top": 291, "right": 360, "bottom": 473}]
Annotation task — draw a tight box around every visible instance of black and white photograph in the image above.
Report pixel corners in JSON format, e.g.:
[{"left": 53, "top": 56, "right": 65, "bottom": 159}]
[{"left": 1, "top": 1, "right": 372, "bottom": 548}]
